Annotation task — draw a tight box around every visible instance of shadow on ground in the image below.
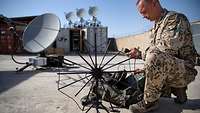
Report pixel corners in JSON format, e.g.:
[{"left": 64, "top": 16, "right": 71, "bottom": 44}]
[
  {"left": 147, "top": 98, "right": 200, "bottom": 113},
  {"left": 0, "top": 71, "right": 39, "bottom": 94}
]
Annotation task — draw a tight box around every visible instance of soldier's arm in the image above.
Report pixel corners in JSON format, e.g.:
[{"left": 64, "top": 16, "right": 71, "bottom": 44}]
[
  {"left": 142, "top": 29, "right": 154, "bottom": 60},
  {"left": 157, "top": 13, "right": 191, "bottom": 57}
]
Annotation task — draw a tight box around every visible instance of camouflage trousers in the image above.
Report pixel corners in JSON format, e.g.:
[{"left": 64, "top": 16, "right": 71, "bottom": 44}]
[{"left": 144, "top": 47, "right": 197, "bottom": 102}]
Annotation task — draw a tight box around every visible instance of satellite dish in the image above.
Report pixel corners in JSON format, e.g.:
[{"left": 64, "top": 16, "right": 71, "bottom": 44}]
[
  {"left": 65, "top": 12, "right": 75, "bottom": 21},
  {"left": 22, "top": 13, "right": 60, "bottom": 53},
  {"left": 76, "top": 8, "right": 86, "bottom": 18},
  {"left": 89, "top": 6, "right": 98, "bottom": 17}
]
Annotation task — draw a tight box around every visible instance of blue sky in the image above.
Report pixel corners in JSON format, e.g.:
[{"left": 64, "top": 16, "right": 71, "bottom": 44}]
[{"left": 1, "top": 0, "right": 200, "bottom": 37}]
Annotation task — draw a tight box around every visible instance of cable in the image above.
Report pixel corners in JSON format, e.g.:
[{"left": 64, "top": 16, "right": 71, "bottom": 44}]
[
  {"left": 9, "top": 25, "right": 28, "bottom": 65},
  {"left": 11, "top": 55, "right": 27, "bottom": 64},
  {"left": 58, "top": 89, "right": 86, "bottom": 111},
  {"left": 57, "top": 68, "right": 87, "bottom": 111},
  {"left": 133, "top": 59, "right": 136, "bottom": 71},
  {"left": 129, "top": 59, "right": 132, "bottom": 71}
]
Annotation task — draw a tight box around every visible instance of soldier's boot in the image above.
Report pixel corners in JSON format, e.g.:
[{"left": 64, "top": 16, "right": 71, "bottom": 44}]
[
  {"left": 172, "top": 87, "right": 187, "bottom": 104},
  {"left": 129, "top": 100, "right": 159, "bottom": 113}
]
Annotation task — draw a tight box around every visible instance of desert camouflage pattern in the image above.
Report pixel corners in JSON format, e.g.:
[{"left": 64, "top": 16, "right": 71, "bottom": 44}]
[{"left": 143, "top": 9, "right": 197, "bottom": 102}]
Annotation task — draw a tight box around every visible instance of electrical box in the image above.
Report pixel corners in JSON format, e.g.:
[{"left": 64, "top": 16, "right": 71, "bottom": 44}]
[{"left": 29, "top": 57, "right": 47, "bottom": 67}]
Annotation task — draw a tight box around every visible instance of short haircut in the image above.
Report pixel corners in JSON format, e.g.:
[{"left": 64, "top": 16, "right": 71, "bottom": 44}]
[
  {"left": 136, "top": 0, "right": 159, "bottom": 5},
  {"left": 136, "top": 0, "right": 148, "bottom": 5}
]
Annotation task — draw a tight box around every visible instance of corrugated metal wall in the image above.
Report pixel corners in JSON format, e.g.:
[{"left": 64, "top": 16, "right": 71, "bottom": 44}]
[
  {"left": 0, "top": 16, "right": 36, "bottom": 54},
  {"left": 86, "top": 27, "right": 108, "bottom": 53},
  {"left": 191, "top": 21, "right": 200, "bottom": 54},
  {"left": 55, "top": 27, "right": 108, "bottom": 54},
  {"left": 0, "top": 22, "right": 20, "bottom": 54}
]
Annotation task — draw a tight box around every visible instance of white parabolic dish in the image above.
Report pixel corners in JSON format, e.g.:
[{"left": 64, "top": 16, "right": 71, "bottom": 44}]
[{"left": 23, "top": 13, "right": 60, "bottom": 53}]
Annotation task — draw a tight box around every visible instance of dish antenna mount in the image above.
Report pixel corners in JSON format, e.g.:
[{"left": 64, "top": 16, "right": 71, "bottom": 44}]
[
  {"left": 23, "top": 13, "right": 60, "bottom": 53},
  {"left": 76, "top": 8, "right": 86, "bottom": 28},
  {"left": 11, "top": 13, "right": 62, "bottom": 72},
  {"left": 89, "top": 6, "right": 98, "bottom": 17},
  {"left": 88, "top": 6, "right": 101, "bottom": 27},
  {"left": 64, "top": 11, "right": 75, "bottom": 28}
]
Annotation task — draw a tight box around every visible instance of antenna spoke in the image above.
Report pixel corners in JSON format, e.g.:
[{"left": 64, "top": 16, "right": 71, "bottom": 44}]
[
  {"left": 82, "top": 79, "right": 95, "bottom": 110},
  {"left": 78, "top": 52, "right": 94, "bottom": 70},
  {"left": 96, "top": 40, "right": 108, "bottom": 48},
  {"left": 84, "top": 41, "right": 95, "bottom": 67},
  {"left": 100, "top": 51, "right": 122, "bottom": 69},
  {"left": 85, "top": 40, "right": 95, "bottom": 48},
  {"left": 75, "top": 76, "right": 93, "bottom": 97},
  {"left": 85, "top": 104, "right": 94, "bottom": 113},
  {"left": 102, "top": 57, "right": 132, "bottom": 71},
  {"left": 58, "top": 71, "right": 91, "bottom": 75},
  {"left": 58, "top": 74, "right": 92, "bottom": 90},
  {"left": 64, "top": 58, "right": 92, "bottom": 71},
  {"left": 102, "top": 70, "right": 137, "bottom": 73},
  {"left": 99, "top": 40, "right": 111, "bottom": 68},
  {"left": 94, "top": 28, "right": 98, "bottom": 67},
  {"left": 100, "top": 79, "right": 115, "bottom": 112}
]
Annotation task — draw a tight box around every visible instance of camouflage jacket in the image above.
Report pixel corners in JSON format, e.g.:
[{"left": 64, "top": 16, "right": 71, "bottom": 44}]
[{"left": 144, "top": 9, "right": 197, "bottom": 68}]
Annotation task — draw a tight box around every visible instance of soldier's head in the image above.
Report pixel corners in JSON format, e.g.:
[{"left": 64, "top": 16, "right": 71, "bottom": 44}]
[{"left": 136, "top": 0, "right": 163, "bottom": 22}]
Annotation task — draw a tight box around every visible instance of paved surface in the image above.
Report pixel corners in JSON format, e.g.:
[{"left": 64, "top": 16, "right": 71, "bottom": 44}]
[{"left": 0, "top": 55, "right": 200, "bottom": 113}]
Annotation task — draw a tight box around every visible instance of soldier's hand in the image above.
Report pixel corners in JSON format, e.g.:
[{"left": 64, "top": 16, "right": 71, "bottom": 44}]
[
  {"left": 133, "top": 68, "right": 145, "bottom": 74},
  {"left": 127, "top": 48, "right": 142, "bottom": 59}
]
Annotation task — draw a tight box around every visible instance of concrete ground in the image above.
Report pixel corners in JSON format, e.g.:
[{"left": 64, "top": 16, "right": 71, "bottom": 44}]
[{"left": 0, "top": 54, "right": 200, "bottom": 113}]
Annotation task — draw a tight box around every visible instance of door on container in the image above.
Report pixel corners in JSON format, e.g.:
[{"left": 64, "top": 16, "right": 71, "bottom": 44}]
[{"left": 69, "top": 29, "right": 85, "bottom": 52}]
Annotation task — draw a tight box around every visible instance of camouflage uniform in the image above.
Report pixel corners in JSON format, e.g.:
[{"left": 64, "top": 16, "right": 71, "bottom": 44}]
[{"left": 143, "top": 9, "right": 197, "bottom": 103}]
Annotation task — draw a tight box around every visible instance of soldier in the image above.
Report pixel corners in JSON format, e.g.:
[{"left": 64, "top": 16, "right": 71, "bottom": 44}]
[{"left": 128, "top": 0, "right": 198, "bottom": 112}]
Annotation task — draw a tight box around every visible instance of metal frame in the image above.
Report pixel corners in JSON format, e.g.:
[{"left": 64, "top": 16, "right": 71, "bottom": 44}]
[{"left": 57, "top": 27, "right": 137, "bottom": 113}]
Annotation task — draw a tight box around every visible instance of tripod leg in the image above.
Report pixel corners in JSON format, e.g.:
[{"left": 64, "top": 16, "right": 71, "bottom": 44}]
[{"left": 16, "top": 63, "right": 32, "bottom": 72}]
